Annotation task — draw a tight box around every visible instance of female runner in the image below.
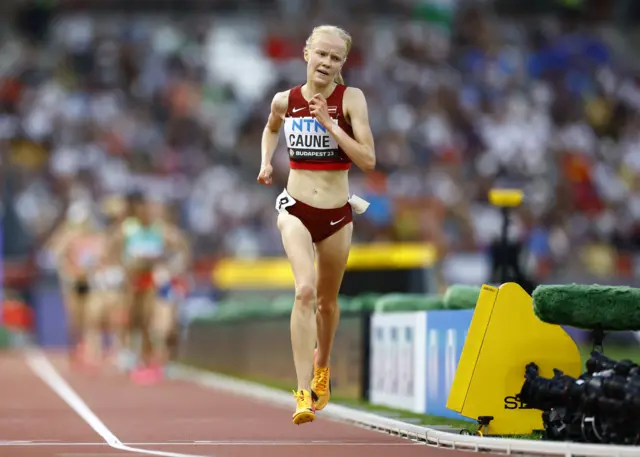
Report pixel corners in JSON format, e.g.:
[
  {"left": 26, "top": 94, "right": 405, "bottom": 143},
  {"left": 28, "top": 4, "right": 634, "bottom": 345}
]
[
  {"left": 150, "top": 202, "right": 191, "bottom": 372},
  {"left": 49, "top": 202, "right": 102, "bottom": 367},
  {"left": 110, "top": 193, "right": 188, "bottom": 384},
  {"left": 257, "top": 24, "right": 375, "bottom": 425}
]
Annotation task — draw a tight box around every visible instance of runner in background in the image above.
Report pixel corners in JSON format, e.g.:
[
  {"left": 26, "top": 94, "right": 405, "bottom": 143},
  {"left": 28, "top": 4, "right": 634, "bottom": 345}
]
[
  {"left": 150, "top": 201, "right": 191, "bottom": 374},
  {"left": 109, "top": 193, "right": 189, "bottom": 384},
  {"left": 81, "top": 196, "right": 129, "bottom": 368},
  {"left": 103, "top": 192, "right": 148, "bottom": 371},
  {"left": 55, "top": 201, "right": 105, "bottom": 368},
  {"left": 77, "top": 226, "right": 111, "bottom": 371},
  {"left": 44, "top": 209, "right": 83, "bottom": 362}
]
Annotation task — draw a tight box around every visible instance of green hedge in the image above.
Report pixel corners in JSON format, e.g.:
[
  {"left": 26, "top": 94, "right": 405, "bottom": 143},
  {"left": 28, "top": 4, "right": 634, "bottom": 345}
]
[
  {"left": 443, "top": 284, "right": 481, "bottom": 310},
  {"left": 194, "top": 284, "right": 482, "bottom": 324},
  {"left": 374, "top": 293, "right": 444, "bottom": 312}
]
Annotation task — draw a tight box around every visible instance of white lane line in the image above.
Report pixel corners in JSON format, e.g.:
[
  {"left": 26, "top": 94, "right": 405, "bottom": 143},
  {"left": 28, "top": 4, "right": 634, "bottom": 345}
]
[
  {"left": 25, "top": 349, "right": 209, "bottom": 457},
  {"left": 0, "top": 440, "right": 420, "bottom": 447},
  {"left": 56, "top": 453, "right": 132, "bottom": 456}
]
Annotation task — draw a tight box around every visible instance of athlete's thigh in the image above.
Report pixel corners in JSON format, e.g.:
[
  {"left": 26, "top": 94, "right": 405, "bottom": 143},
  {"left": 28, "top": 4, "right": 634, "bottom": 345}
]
[
  {"left": 65, "top": 289, "right": 78, "bottom": 314},
  {"left": 71, "top": 287, "right": 89, "bottom": 316},
  {"left": 277, "top": 212, "right": 316, "bottom": 286},
  {"left": 84, "top": 292, "right": 104, "bottom": 327},
  {"left": 75, "top": 291, "right": 90, "bottom": 325},
  {"left": 95, "top": 291, "right": 113, "bottom": 326},
  {"left": 315, "top": 222, "right": 353, "bottom": 299},
  {"left": 152, "top": 299, "right": 173, "bottom": 335},
  {"left": 141, "top": 289, "right": 157, "bottom": 327},
  {"left": 60, "top": 284, "right": 74, "bottom": 310},
  {"left": 101, "top": 291, "right": 117, "bottom": 313},
  {"left": 105, "top": 291, "right": 124, "bottom": 325},
  {"left": 128, "top": 289, "right": 145, "bottom": 329}
]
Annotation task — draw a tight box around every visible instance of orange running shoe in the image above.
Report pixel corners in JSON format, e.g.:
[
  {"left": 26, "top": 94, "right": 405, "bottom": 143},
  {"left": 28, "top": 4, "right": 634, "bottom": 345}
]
[
  {"left": 311, "top": 348, "right": 331, "bottom": 411},
  {"left": 292, "top": 389, "right": 315, "bottom": 425}
]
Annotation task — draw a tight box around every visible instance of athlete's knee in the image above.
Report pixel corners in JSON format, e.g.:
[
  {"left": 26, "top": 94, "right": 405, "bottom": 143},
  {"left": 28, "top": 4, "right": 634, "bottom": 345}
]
[
  {"left": 316, "top": 295, "right": 338, "bottom": 317},
  {"left": 294, "top": 283, "right": 316, "bottom": 307}
]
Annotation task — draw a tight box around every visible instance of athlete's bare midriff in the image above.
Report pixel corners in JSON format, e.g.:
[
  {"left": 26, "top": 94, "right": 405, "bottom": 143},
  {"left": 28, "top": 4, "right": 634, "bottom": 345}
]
[{"left": 287, "top": 168, "right": 350, "bottom": 209}]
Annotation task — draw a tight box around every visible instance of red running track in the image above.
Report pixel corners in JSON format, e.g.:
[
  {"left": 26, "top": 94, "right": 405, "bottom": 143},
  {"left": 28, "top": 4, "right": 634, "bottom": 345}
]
[{"left": 0, "top": 350, "right": 473, "bottom": 457}]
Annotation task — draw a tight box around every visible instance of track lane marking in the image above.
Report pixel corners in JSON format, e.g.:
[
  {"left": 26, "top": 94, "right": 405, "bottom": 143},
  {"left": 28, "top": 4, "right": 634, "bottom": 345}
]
[{"left": 25, "top": 349, "right": 209, "bottom": 457}]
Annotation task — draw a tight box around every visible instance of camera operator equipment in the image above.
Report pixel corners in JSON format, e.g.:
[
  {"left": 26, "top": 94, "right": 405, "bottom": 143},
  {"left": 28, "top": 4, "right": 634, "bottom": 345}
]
[{"left": 517, "top": 353, "right": 640, "bottom": 444}]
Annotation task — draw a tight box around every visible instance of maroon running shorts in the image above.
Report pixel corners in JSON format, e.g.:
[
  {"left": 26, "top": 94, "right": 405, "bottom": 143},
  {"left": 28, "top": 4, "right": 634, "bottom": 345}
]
[{"left": 281, "top": 194, "right": 353, "bottom": 243}]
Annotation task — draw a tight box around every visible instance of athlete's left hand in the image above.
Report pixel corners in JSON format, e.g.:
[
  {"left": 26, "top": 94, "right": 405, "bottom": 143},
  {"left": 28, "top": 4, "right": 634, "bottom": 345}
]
[{"left": 309, "top": 94, "right": 333, "bottom": 131}]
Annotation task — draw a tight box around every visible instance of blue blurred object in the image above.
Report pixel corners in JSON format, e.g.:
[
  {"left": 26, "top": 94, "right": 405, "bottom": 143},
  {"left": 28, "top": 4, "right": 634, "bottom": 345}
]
[
  {"left": 157, "top": 280, "right": 175, "bottom": 301},
  {"left": 363, "top": 194, "right": 393, "bottom": 226},
  {"left": 527, "top": 226, "right": 550, "bottom": 257}
]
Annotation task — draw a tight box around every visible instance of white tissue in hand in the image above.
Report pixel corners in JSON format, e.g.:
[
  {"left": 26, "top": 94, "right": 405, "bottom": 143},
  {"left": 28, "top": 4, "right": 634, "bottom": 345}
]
[{"left": 348, "top": 194, "right": 370, "bottom": 215}]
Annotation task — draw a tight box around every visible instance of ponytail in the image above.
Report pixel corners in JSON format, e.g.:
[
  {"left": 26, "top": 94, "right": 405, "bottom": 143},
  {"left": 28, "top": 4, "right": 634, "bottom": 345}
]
[{"left": 335, "top": 71, "right": 344, "bottom": 85}]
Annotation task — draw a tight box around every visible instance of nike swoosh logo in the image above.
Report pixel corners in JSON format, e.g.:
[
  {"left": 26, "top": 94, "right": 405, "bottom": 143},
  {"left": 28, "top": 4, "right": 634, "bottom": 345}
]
[
  {"left": 330, "top": 217, "right": 345, "bottom": 226},
  {"left": 292, "top": 107, "right": 305, "bottom": 113}
]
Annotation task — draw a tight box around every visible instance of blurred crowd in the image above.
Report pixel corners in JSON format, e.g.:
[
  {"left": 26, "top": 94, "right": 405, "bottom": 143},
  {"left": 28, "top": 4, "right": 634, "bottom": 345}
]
[{"left": 3, "top": 0, "right": 640, "bottom": 283}]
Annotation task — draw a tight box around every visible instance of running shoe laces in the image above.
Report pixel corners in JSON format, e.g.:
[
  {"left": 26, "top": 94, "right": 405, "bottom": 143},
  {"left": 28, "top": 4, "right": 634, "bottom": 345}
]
[
  {"left": 293, "top": 389, "right": 313, "bottom": 409},
  {"left": 313, "top": 367, "right": 330, "bottom": 394}
]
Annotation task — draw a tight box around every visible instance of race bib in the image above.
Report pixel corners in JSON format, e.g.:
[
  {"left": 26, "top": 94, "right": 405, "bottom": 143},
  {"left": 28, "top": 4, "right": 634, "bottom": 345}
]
[
  {"left": 91, "top": 266, "right": 124, "bottom": 290},
  {"left": 275, "top": 189, "right": 297, "bottom": 213}
]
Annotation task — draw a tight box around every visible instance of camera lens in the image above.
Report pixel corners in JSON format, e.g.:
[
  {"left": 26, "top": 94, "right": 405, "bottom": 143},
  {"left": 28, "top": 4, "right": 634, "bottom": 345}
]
[{"left": 516, "top": 353, "right": 640, "bottom": 444}]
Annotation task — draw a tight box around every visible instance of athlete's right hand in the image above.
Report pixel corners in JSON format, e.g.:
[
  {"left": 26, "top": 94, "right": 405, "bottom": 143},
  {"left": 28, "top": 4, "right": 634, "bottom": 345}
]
[{"left": 257, "top": 164, "right": 273, "bottom": 186}]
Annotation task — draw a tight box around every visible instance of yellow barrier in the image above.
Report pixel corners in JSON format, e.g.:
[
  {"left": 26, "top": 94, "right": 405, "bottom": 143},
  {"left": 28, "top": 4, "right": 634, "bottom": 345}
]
[
  {"left": 212, "top": 242, "right": 437, "bottom": 289},
  {"left": 446, "top": 283, "right": 581, "bottom": 436}
]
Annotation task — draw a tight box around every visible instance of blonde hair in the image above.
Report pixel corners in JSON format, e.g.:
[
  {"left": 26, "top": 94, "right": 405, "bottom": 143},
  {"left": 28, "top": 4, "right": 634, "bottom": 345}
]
[{"left": 304, "top": 25, "right": 352, "bottom": 85}]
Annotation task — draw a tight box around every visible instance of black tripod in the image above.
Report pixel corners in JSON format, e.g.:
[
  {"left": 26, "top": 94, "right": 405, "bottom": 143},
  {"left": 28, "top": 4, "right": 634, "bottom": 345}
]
[{"left": 488, "top": 189, "right": 536, "bottom": 294}]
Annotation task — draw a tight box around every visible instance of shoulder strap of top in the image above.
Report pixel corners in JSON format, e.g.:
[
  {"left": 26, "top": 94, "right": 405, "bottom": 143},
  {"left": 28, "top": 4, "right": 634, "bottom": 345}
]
[{"left": 287, "top": 85, "right": 303, "bottom": 113}]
